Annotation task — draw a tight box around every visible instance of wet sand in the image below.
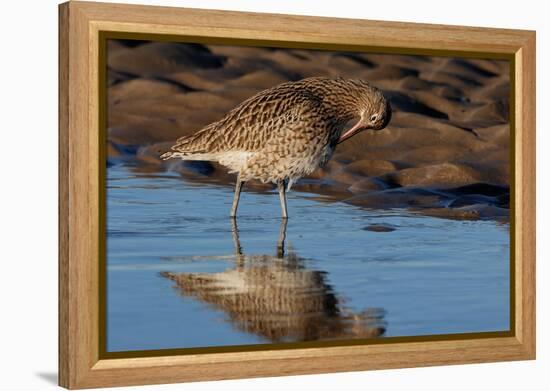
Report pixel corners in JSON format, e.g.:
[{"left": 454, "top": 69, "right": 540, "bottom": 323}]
[{"left": 107, "top": 40, "right": 510, "bottom": 220}]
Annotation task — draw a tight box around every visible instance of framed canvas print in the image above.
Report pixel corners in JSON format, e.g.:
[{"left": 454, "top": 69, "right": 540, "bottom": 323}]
[{"left": 58, "top": 1, "right": 536, "bottom": 389}]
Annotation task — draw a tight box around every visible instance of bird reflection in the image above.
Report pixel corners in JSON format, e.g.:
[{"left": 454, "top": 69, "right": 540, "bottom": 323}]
[{"left": 160, "top": 219, "right": 386, "bottom": 343}]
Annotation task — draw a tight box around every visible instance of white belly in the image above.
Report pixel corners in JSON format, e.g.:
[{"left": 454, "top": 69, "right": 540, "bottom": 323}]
[{"left": 217, "top": 151, "right": 253, "bottom": 174}]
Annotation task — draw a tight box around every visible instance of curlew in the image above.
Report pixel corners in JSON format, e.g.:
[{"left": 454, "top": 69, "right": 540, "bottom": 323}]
[{"left": 161, "top": 76, "right": 391, "bottom": 218}]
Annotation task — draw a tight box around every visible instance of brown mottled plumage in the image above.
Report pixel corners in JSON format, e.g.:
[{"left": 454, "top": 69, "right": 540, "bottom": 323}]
[{"left": 161, "top": 76, "right": 392, "bottom": 217}]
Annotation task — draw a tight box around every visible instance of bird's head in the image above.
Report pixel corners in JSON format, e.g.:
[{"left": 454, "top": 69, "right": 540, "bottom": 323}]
[{"left": 337, "top": 82, "right": 392, "bottom": 144}]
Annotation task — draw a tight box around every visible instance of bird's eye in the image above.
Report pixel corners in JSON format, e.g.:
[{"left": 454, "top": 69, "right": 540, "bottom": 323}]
[{"left": 370, "top": 114, "right": 378, "bottom": 122}]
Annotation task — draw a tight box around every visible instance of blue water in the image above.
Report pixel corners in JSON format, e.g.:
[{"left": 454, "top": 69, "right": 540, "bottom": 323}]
[{"left": 106, "top": 164, "right": 510, "bottom": 352}]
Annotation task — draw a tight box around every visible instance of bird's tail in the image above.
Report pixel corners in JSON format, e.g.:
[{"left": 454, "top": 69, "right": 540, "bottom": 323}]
[
  {"left": 160, "top": 150, "right": 217, "bottom": 162},
  {"left": 160, "top": 151, "right": 175, "bottom": 160},
  {"left": 160, "top": 151, "right": 205, "bottom": 160},
  {"left": 161, "top": 122, "right": 220, "bottom": 161}
]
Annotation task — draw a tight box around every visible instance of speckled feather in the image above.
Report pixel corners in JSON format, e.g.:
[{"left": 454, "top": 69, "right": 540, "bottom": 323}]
[{"left": 161, "top": 76, "right": 390, "bottom": 186}]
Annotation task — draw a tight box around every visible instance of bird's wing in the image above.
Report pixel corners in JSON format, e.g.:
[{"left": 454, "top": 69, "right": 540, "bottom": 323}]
[
  {"left": 163, "top": 85, "right": 326, "bottom": 157},
  {"left": 216, "top": 88, "right": 326, "bottom": 152}
]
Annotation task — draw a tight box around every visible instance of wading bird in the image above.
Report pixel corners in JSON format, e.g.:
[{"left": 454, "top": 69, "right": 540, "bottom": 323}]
[{"left": 161, "top": 76, "right": 391, "bottom": 218}]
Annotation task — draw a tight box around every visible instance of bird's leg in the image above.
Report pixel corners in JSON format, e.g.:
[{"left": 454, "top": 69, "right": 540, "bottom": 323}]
[
  {"left": 276, "top": 218, "right": 288, "bottom": 258},
  {"left": 277, "top": 180, "right": 288, "bottom": 219},
  {"left": 230, "top": 178, "right": 245, "bottom": 218}
]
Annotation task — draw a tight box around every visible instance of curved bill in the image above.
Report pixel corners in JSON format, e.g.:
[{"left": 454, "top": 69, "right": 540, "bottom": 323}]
[{"left": 338, "top": 120, "right": 364, "bottom": 144}]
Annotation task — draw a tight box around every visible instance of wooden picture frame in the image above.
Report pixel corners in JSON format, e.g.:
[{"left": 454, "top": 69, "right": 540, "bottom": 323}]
[{"left": 59, "top": 1, "right": 536, "bottom": 388}]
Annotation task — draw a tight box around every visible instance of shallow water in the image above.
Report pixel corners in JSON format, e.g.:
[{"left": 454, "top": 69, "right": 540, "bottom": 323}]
[{"left": 106, "top": 164, "right": 510, "bottom": 352}]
